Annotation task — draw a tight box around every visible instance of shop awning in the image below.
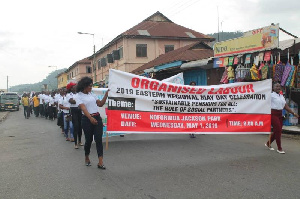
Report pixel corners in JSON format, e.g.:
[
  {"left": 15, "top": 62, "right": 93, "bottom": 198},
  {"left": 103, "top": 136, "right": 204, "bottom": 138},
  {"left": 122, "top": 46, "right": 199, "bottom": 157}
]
[
  {"left": 279, "top": 38, "right": 300, "bottom": 50},
  {"left": 180, "top": 57, "right": 213, "bottom": 69}
]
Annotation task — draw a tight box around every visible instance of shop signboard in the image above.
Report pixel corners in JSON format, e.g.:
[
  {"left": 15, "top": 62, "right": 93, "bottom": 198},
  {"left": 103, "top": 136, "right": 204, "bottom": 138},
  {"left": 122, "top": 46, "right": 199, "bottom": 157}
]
[{"left": 214, "top": 24, "right": 279, "bottom": 57}]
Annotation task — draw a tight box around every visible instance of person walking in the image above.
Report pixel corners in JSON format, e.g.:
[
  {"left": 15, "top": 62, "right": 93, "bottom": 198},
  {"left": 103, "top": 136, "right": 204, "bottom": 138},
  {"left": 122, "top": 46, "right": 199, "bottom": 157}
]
[
  {"left": 59, "top": 90, "right": 74, "bottom": 141},
  {"left": 32, "top": 93, "right": 40, "bottom": 117},
  {"left": 38, "top": 91, "right": 45, "bottom": 117},
  {"left": 21, "top": 93, "right": 30, "bottom": 119},
  {"left": 48, "top": 92, "right": 56, "bottom": 121},
  {"left": 76, "top": 77, "right": 108, "bottom": 169},
  {"left": 265, "top": 82, "right": 299, "bottom": 154},
  {"left": 67, "top": 82, "right": 83, "bottom": 149}
]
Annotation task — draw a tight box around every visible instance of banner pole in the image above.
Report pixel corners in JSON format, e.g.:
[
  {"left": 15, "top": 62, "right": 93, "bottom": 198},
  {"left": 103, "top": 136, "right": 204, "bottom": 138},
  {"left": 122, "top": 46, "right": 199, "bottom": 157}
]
[{"left": 106, "top": 132, "right": 109, "bottom": 150}]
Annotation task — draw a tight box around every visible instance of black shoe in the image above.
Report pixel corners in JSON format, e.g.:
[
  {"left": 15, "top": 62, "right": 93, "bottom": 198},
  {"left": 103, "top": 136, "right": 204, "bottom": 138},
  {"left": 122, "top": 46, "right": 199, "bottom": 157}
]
[
  {"left": 120, "top": 135, "right": 124, "bottom": 137},
  {"left": 97, "top": 164, "right": 106, "bottom": 170}
]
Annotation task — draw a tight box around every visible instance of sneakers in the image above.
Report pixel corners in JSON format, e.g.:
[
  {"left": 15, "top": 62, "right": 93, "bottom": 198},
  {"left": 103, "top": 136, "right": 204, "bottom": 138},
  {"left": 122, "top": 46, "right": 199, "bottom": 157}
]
[
  {"left": 265, "top": 143, "right": 274, "bottom": 151},
  {"left": 277, "top": 150, "right": 285, "bottom": 154}
]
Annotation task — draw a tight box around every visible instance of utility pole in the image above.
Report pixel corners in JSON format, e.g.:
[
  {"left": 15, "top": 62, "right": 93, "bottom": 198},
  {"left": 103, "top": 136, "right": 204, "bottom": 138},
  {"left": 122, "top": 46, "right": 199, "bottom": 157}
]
[
  {"left": 217, "top": 6, "right": 220, "bottom": 42},
  {"left": 7, "top": 76, "right": 8, "bottom": 92}
]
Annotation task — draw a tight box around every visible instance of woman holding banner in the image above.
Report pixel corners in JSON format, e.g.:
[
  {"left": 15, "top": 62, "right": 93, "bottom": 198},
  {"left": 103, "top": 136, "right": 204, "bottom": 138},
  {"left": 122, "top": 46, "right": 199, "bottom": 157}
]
[
  {"left": 265, "top": 82, "right": 299, "bottom": 154},
  {"left": 76, "top": 77, "right": 109, "bottom": 169}
]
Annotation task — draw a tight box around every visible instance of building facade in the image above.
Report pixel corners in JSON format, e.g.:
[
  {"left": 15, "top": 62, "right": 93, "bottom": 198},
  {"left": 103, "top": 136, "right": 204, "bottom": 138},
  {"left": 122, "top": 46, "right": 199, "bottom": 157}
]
[
  {"left": 65, "top": 57, "right": 92, "bottom": 83},
  {"left": 89, "top": 11, "right": 214, "bottom": 83}
]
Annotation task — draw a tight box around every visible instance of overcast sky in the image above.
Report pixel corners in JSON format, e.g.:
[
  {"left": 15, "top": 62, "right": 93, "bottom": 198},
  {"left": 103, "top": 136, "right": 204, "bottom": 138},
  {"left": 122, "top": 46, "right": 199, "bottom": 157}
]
[{"left": 1, "top": 0, "right": 299, "bottom": 89}]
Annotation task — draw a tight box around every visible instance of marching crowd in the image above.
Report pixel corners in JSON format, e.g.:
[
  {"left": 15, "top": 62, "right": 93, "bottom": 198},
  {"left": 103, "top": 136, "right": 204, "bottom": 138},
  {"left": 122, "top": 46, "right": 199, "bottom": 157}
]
[
  {"left": 20, "top": 79, "right": 300, "bottom": 166},
  {"left": 21, "top": 77, "right": 109, "bottom": 169}
]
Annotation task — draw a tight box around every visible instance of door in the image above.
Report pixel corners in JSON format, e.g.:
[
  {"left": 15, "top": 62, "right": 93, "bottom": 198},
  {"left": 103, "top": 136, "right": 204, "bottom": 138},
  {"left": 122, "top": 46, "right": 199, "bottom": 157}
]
[{"left": 183, "top": 69, "right": 207, "bottom": 85}]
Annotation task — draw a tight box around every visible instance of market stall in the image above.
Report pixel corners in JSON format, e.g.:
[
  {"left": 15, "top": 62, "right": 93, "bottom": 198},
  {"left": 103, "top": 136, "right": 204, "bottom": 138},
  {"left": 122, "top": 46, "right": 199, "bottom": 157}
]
[{"left": 213, "top": 24, "right": 299, "bottom": 125}]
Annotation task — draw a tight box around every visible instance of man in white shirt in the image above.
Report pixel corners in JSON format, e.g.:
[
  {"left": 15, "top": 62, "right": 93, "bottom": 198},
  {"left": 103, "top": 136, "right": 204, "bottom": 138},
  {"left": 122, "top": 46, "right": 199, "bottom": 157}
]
[{"left": 38, "top": 92, "right": 45, "bottom": 117}]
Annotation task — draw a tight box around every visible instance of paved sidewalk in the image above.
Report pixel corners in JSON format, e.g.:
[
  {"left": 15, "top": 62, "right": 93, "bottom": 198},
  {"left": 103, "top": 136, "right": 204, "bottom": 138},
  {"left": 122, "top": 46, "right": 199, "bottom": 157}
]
[{"left": 0, "top": 111, "right": 9, "bottom": 122}]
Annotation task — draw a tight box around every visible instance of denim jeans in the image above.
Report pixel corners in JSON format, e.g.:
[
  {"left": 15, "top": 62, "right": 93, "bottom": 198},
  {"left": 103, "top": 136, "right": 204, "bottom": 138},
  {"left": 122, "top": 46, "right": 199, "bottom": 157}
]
[
  {"left": 81, "top": 115, "right": 103, "bottom": 157},
  {"left": 63, "top": 112, "right": 74, "bottom": 139}
]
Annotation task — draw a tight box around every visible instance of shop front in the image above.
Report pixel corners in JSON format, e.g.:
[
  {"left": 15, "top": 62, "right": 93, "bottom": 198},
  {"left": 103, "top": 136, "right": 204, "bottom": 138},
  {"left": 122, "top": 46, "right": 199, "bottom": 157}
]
[{"left": 213, "top": 24, "right": 299, "bottom": 126}]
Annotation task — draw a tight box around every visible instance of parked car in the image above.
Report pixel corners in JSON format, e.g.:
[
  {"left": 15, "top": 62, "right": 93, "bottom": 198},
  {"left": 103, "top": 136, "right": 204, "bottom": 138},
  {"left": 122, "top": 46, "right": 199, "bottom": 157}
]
[{"left": 0, "top": 92, "right": 20, "bottom": 111}]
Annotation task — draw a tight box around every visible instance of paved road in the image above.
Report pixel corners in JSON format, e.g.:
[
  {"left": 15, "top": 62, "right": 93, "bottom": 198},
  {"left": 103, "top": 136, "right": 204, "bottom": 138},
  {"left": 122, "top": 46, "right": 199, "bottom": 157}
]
[{"left": 1, "top": 108, "right": 300, "bottom": 199}]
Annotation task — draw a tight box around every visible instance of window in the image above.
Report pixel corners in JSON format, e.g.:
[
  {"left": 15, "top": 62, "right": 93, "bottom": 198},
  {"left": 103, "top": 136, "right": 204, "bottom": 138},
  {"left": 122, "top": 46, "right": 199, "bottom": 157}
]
[
  {"left": 86, "top": 66, "right": 91, "bottom": 73},
  {"left": 98, "top": 59, "right": 101, "bottom": 69},
  {"left": 119, "top": 46, "right": 123, "bottom": 59},
  {"left": 136, "top": 44, "right": 147, "bottom": 57},
  {"left": 101, "top": 58, "right": 107, "bottom": 67},
  {"left": 165, "top": 45, "right": 174, "bottom": 53}
]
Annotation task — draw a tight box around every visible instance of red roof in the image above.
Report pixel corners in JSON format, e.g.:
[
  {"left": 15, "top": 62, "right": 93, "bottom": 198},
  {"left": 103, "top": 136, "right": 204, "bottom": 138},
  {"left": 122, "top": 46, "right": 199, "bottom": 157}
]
[
  {"left": 132, "top": 41, "right": 214, "bottom": 74},
  {"left": 123, "top": 11, "right": 213, "bottom": 40}
]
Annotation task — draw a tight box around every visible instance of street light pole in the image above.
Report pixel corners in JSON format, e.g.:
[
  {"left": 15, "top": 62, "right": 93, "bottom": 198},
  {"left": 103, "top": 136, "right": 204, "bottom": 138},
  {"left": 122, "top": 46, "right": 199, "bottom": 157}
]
[{"left": 78, "top": 32, "right": 96, "bottom": 83}]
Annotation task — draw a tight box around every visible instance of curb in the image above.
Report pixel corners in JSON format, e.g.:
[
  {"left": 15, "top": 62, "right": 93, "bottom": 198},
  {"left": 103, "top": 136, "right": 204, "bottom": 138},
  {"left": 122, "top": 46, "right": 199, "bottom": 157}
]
[
  {"left": 283, "top": 129, "right": 300, "bottom": 135},
  {"left": 0, "top": 112, "right": 9, "bottom": 122}
]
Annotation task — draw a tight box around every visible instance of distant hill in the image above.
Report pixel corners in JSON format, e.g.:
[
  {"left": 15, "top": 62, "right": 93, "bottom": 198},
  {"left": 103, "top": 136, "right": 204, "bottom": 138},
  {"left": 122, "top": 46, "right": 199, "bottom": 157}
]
[{"left": 10, "top": 68, "right": 66, "bottom": 94}]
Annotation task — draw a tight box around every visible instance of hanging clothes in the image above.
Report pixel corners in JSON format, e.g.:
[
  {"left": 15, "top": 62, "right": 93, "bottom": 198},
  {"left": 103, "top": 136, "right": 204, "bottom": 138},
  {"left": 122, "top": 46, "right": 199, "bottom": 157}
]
[
  {"left": 260, "top": 63, "right": 269, "bottom": 80},
  {"left": 274, "top": 62, "right": 285, "bottom": 83},
  {"left": 281, "top": 63, "right": 292, "bottom": 86},
  {"left": 250, "top": 64, "right": 260, "bottom": 81},
  {"left": 285, "top": 64, "right": 295, "bottom": 87}
]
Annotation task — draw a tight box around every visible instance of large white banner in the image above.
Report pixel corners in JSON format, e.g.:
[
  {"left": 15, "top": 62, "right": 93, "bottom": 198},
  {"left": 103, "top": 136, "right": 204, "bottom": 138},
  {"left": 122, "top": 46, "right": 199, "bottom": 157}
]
[{"left": 107, "top": 69, "right": 271, "bottom": 134}]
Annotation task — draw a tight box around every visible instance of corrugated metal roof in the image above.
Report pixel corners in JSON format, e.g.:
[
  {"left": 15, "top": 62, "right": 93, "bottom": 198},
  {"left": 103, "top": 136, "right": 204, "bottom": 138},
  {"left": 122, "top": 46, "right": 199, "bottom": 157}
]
[
  {"left": 93, "top": 11, "right": 214, "bottom": 57},
  {"left": 132, "top": 41, "right": 214, "bottom": 74}
]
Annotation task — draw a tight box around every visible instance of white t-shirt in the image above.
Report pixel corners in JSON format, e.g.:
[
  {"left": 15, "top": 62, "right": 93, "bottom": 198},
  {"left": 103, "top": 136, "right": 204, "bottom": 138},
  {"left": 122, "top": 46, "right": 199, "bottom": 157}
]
[
  {"left": 49, "top": 97, "right": 56, "bottom": 107},
  {"left": 66, "top": 92, "right": 79, "bottom": 108},
  {"left": 55, "top": 94, "right": 62, "bottom": 111},
  {"left": 44, "top": 95, "right": 50, "bottom": 104},
  {"left": 59, "top": 96, "right": 70, "bottom": 113},
  {"left": 77, "top": 92, "right": 99, "bottom": 114},
  {"left": 38, "top": 94, "right": 44, "bottom": 104},
  {"left": 271, "top": 92, "right": 286, "bottom": 110}
]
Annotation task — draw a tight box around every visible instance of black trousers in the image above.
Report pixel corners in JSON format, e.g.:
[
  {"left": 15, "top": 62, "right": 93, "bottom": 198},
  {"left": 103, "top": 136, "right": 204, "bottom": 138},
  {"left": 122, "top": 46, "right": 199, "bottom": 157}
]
[
  {"left": 23, "top": 106, "right": 30, "bottom": 118},
  {"left": 48, "top": 106, "right": 56, "bottom": 120},
  {"left": 44, "top": 104, "right": 49, "bottom": 118},
  {"left": 33, "top": 106, "right": 39, "bottom": 117},
  {"left": 81, "top": 115, "right": 103, "bottom": 157},
  {"left": 71, "top": 107, "right": 82, "bottom": 145},
  {"left": 39, "top": 104, "right": 44, "bottom": 116}
]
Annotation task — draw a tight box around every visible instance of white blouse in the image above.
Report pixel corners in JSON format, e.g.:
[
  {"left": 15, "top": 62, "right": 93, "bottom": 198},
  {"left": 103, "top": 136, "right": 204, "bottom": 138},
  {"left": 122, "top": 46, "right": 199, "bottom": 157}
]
[
  {"left": 66, "top": 93, "right": 79, "bottom": 108},
  {"left": 77, "top": 92, "right": 99, "bottom": 114},
  {"left": 59, "top": 96, "right": 70, "bottom": 113},
  {"left": 271, "top": 92, "right": 286, "bottom": 110}
]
